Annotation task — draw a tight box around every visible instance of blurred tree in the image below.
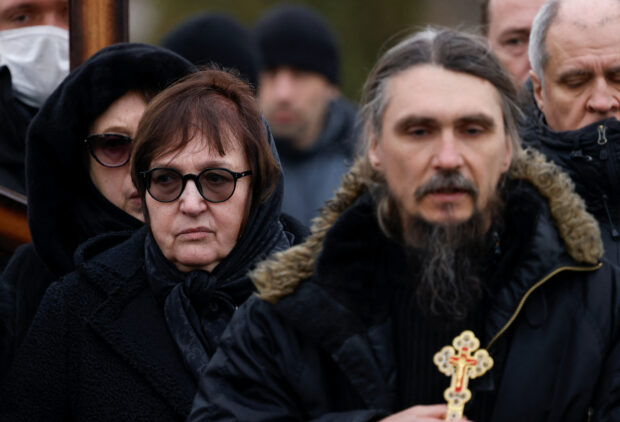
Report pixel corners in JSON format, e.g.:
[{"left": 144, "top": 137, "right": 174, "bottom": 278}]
[{"left": 133, "top": 0, "right": 479, "bottom": 101}]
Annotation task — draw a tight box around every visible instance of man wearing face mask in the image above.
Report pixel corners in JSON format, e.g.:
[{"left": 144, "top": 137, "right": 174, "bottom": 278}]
[{"left": 0, "top": 0, "right": 69, "bottom": 194}]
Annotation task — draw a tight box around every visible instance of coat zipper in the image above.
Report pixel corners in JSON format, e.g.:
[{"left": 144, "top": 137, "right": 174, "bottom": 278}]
[
  {"left": 597, "top": 124, "right": 607, "bottom": 146},
  {"left": 597, "top": 123, "right": 620, "bottom": 240},
  {"left": 486, "top": 263, "right": 602, "bottom": 350}
]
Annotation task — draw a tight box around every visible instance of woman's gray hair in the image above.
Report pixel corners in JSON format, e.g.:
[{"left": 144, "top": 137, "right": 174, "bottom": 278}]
[
  {"left": 359, "top": 27, "right": 523, "bottom": 161},
  {"left": 528, "top": 0, "right": 561, "bottom": 86}
]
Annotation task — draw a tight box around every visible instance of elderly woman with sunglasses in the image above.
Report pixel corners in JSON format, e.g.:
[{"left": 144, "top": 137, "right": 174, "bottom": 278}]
[
  {"left": 0, "top": 69, "right": 306, "bottom": 421},
  {"left": 0, "top": 43, "right": 194, "bottom": 377}
]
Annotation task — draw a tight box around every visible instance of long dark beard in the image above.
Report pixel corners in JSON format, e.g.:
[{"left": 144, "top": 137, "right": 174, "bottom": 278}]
[
  {"left": 371, "top": 168, "right": 506, "bottom": 321},
  {"left": 406, "top": 167, "right": 504, "bottom": 321},
  {"left": 404, "top": 201, "right": 501, "bottom": 322}
]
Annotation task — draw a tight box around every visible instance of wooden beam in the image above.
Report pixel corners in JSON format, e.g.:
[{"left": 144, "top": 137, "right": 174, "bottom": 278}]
[
  {"left": 0, "top": 186, "right": 29, "bottom": 254},
  {"left": 0, "top": 1, "right": 130, "bottom": 256},
  {"left": 69, "top": 0, "right": 129, "bottom": 70},
  {"left": 0, "top": 2, "right": 130, "bottom": 256}
]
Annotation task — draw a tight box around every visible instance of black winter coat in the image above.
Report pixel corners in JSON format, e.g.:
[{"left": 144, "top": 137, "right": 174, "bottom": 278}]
[
  {"left": 0, "top": 210, "right": 306, "bottom": 421},
  {"left": 190, "top": 151, "right": 620, "bottom": 422},
  {"left": 1, "top": 229, "right": 196, "bottom": 420},
  {"left": 520, "top": 82, "right": 620, "bottom": 264}
]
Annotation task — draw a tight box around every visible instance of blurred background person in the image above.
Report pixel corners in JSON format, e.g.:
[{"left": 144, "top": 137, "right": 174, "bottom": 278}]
[
  {"left": 482, "top": 0, "right": 547, "bottom": 88},
  {"left": 130, "top": 0, "right": 482, "bottom": 103},
  {"left": 254, "top": 4, "right": 357, "bottom": 227},
  {"left": 160, "top": 12, "right": 261, "bottom": 90},
  {"left": 0, "top": 0, "right": 69, "bottom": 194},
  {"left": 0, "top": 69, "right": 304, "bottom": 420},
  {"left": 0, "top": 43, "right": 194, "bottom": 377}
]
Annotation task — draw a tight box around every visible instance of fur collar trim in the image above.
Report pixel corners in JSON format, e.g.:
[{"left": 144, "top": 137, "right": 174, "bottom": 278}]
[{"left": 252, "top": 148, "right": 603, "bottom": 303}]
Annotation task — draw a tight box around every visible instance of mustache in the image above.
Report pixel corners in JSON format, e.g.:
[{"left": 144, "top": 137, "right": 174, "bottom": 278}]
[{"left": 415, "top": 170, "right": 479, "bottom": 201}]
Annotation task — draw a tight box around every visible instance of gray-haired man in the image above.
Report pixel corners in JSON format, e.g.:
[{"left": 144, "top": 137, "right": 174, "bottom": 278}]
[{"left": 522, "top": 0, "right": 620, "bottom": 264}]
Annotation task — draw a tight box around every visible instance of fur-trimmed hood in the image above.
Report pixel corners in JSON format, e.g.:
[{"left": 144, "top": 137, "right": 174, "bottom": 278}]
[{"left": 252, "top": 148, "right": 603, "bottom": 303}]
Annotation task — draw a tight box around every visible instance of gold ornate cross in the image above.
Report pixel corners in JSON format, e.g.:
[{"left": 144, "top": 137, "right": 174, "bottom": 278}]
[{"left": 433, "top": 330, "right": 493, "bottom": 421}]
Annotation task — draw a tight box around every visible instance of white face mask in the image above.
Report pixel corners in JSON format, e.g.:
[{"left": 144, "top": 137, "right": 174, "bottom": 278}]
[{"left": 0, "top": 25, "right": 69, "bottom": 108}]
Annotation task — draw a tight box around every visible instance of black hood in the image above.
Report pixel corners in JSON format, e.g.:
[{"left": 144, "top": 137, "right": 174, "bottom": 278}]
[{"left": 26, "top": 43, "right": 196, "bottom": 277}]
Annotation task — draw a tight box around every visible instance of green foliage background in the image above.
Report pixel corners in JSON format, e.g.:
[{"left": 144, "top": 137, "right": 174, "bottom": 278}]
[{"left": 140, "top": 1, "right": 479, "bottom": 102}]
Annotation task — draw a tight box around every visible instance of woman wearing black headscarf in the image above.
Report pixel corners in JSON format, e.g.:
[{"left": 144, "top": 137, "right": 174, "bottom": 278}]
[
  {"left": 0, "top": 43, "right": 195, "bottom": 376},
  {"left": 0, "top": 69, "right": 305, "bottom": 420}
]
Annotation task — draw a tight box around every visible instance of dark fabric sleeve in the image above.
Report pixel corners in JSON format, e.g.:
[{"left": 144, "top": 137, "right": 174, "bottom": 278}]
[
  {"left": 0, "top": 243, "right": 55, "bottom": 377},
  {"left": 591, "top": 268, "right": 620, "bottom": 422},
  {"left": 0, "top": 264, "right": 14, "bottom": 378},
  {"left": 0, "top": 280, "right": 72, "bottom": 420},
  {"left": 592, "top": 337, "right": 620, "bottom": 422},
  {"left": 0, "top": 66, "right": 35, "bottom": 195},
  {"left": 188, "top": 297, "right": 386, "bottom": 422},
  {"left": 188, "top": 297, "right": 305, "bottom": 421},
  {"left": 308, "top": 411, "right": 387, "bottom": 422}
]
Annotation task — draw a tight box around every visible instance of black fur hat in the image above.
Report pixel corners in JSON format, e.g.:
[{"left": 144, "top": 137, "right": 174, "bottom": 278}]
[
  {"left": 161, "top": 13, "right": 261, "bottom": 89},
  {"left": 254, "top": 4, "right": 340, "bottom": 86}
]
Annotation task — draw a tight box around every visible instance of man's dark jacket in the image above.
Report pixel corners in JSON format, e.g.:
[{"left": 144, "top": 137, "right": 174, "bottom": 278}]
[
  {"left": 0, "top": 64, "right": 34, "bottom": 360},
  {"left": 519, "top": 82, "right": 620, "bottom": 264},
  {"left": 277, "top": 96, "right": 356, "bottom": 227},
  {"left": 0, "top": 65, "right": 37, "bottom": 195},
  {"left": 189, "top": 149, "right": 620, "bottom": 422},
  {"left": 0, "top": 66, "right": 36, "bottom": 270}
]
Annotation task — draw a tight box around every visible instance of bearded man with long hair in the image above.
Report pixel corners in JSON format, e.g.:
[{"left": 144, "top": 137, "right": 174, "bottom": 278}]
[{"left": 189, "top": 28, "right": 620, "bottom": 422}]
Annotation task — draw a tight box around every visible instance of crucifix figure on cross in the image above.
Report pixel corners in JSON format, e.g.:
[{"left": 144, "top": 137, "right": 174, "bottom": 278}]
[{"left": 433, "top": 330, "right": 494, "bottom": 421}]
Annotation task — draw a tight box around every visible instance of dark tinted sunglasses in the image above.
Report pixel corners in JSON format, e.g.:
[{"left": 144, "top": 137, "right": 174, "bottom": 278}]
[
  {"left": 141, "top": 167, "right": 252, "bottom": 203},
  {"left": 84, "top": 133, "right": 132, "bottom": 168}
]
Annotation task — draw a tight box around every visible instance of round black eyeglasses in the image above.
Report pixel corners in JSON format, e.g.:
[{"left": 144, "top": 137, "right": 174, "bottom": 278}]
[
  {"left": 141, "top": 167, "right": 253, "bottom": 203},
  {"left": 84, "top": 133, "right": 132, "bottom": 168}
]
